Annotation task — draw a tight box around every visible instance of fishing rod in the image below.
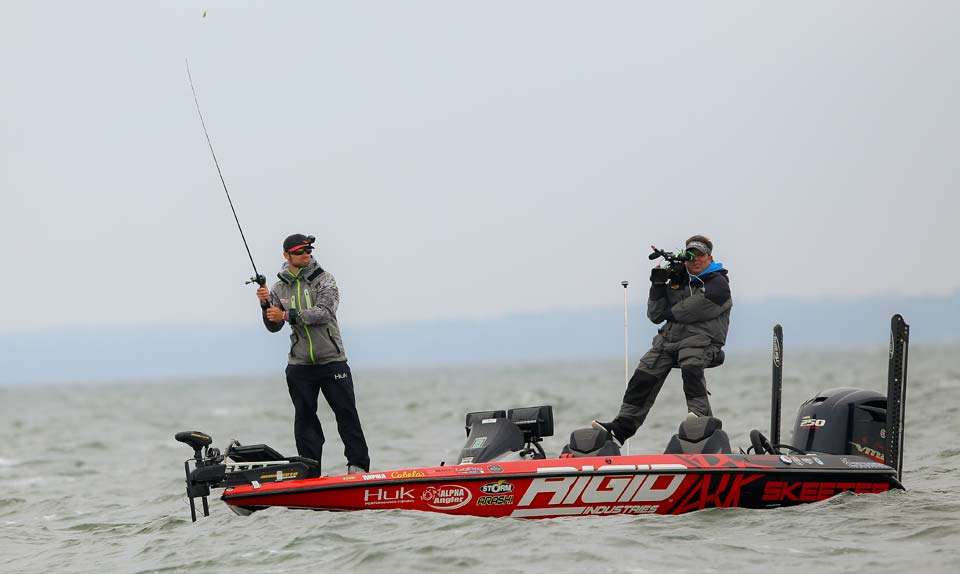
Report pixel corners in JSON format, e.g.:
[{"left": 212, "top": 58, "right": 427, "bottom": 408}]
[{"left": 185, "top": 59, "right": 267, "bottom": 298}]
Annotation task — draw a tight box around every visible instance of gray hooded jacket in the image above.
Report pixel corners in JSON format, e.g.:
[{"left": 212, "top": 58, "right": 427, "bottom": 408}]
[
  {"left": 262, "top": 259, "right": 347, "bottom": 366},
  {"left": 645, "top": 267, "right": 732, "bottom": 368}
]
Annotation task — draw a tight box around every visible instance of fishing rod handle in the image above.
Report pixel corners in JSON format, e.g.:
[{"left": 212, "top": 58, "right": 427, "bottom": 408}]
[{"left": 252, "top": 274, "right": 270, "bottom": 309}]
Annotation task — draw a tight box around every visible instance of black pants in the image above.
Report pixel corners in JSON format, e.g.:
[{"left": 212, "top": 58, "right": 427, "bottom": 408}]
[
  {"left": 285, "top": 361, "right": 370, "bottom": 472},
  {"left": 608, "top": 347, "right": 713, "bottom": 441}
]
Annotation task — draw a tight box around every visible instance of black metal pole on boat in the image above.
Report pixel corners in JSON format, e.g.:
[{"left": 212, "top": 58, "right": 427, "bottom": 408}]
[
  {"left": 886, "top": 314, "right": 909, "bottom": 482},
  {"left": 771, "top": 324, "right": 783, "bottom": 448},
  {"left": 185, "top": 59, "right": 267, "bottom": 293}
]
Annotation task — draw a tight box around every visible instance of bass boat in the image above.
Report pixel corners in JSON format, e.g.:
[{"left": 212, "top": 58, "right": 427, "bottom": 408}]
[{"left": 176, "top": 315, "right": 909, "bottom": 521}]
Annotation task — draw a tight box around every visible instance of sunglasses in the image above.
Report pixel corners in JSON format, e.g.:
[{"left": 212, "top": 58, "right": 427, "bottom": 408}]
[{"left": 288, "top": 246, "right": 314, "bottom": 255}]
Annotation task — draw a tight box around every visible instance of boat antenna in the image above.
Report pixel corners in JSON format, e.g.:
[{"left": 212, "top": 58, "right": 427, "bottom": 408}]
[
  {"left": 185, "top": 59, "right": 265, "bottom": 289},
  {"left": 621, "top": 280, "right": 630, "bottom": 455}
]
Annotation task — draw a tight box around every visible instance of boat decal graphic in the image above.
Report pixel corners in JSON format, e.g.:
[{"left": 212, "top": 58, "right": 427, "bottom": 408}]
[
  {"left": 421, "top": 485, "right": 472, "bottom": 510},
  {"left": 363, "top": 486, "right": 415, "bottom": 506}
]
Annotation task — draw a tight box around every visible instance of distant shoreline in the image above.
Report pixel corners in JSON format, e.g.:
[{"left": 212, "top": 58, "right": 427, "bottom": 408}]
[{"left": 1, "top": 292, "right": 956, "bottom": 385}]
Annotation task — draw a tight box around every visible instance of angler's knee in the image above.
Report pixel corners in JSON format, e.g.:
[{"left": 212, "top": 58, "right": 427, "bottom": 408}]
[
  {"left": 624, "top": 370, "right": 659, "bottom": 405},
  {"left": 680, "top": 366, "right": 707, "bottom": 397}
]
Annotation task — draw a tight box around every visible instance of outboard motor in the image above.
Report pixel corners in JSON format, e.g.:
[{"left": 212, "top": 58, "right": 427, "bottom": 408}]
[
  {"left": 664, "top": 414, "right": 732, "bottom": 454},
  {"left": 561, "top": 427, "right": 621, "bottom": 457},
  {"left": 456, "top": 406, "right": 553, "bottom": 464},
  {"left": 752, "top": 315, "right": 908, "bottom": 485},
  {"left": 790, "top": 388, "right": 887, "bottom": 462}
]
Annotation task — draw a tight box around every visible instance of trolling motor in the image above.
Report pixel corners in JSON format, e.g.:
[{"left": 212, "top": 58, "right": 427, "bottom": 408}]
[
  {"left": 175, "top": 431, "right": 224, "bottom": 522},
  {"left": 175, "top": 431, "right": 323, "bottom": 522}
]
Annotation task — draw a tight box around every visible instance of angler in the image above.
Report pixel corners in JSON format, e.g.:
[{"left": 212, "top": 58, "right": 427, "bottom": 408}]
[
  {"left": 258, "top": 234, "right": 371, "bottom": 475},
  {"left": 186, "top": 63, "right": 369, "bottom": 475}
]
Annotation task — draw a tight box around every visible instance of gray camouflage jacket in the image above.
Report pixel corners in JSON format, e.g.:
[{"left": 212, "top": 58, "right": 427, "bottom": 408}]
[
  {"left": 262, "top": 259, "right": 347, "bottom": 365},
  {"left": 646, "top": 267, "right": 732, "bottom": 368}
]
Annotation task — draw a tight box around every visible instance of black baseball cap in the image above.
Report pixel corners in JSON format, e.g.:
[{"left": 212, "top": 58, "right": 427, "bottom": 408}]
[{"left": 283, "top": 234, "right": 315, "bottom": 252}]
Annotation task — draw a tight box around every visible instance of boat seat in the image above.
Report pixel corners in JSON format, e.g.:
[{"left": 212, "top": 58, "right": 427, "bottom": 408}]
[
  {"left": 561, "top": 427, "right": 622, "bottom": 457},
  {"left": 664, "top": 415, "right": 732, "bottom": 454}
]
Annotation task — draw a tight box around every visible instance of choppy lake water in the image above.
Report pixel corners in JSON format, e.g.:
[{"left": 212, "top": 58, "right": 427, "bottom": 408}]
[{"left": 2, "top": 346, "right": 959, "bottom": 573}]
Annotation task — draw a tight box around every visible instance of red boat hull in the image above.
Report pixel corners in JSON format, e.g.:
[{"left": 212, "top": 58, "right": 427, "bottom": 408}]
[{"left": 222, "top": 453, "right": 899, "bottom": 518}]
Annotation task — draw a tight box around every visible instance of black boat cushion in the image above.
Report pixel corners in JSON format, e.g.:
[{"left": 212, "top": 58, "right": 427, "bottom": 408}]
[
  {"left": 664, "top": 429, "right": 732, "bottom": 455},
  {"left": 562, "top": 428, "right": 622, "bottom": 457},
  {"left": 678, "top": 416, "right": 723, "bottom": 442},
  {"left": 568, "top": 428, "right": 610, "bottom": 453}
]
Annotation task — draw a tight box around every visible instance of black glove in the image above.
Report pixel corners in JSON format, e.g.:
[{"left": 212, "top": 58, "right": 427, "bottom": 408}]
[{"left": 650, "top": 267, "right": 671, "bottom": 284}]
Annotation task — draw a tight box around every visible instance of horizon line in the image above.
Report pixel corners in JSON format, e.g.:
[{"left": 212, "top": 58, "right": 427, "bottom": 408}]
[{"left": 1, "top": 288, "right": 956, "bottom": 335}]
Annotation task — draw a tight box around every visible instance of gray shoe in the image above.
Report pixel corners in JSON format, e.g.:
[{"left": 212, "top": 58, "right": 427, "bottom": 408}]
[{"left": 347, "top": 464, "right": 366, "bottom": 475}]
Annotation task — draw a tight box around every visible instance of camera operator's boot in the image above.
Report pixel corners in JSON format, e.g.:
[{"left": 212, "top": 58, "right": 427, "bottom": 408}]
[{"left": 590, "top": 420, "right": 624, "bottom": 447}]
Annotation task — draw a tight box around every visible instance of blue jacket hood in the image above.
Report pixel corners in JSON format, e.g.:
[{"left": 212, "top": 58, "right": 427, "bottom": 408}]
[
  {"left": 698, "top": 261, "right": 724, "bottom": 278},
  {"left": 688, "top": 261, "right": 725, "bottom": 287}
]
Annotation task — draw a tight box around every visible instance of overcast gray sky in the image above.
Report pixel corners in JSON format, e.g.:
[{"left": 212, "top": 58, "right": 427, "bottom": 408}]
[{"left": 1, "top": 1, "right": 957, "bottom": 332}]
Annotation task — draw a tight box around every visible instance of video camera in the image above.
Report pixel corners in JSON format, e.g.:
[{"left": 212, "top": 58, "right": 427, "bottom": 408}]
[
  {"left": 648, "top": 245, "right": 694, "bottom": 286},
  {"left": 649, "top": 246, "right": 694, "bottom": 263}
]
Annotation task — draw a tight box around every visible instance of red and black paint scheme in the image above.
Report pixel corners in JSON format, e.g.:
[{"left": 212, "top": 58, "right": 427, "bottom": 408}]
[
  {"left": 175, "top": 315, "right": 909, "bottom": 521},
  {"left": 217, "top": 452, "right": 898, "bottom": 519}
]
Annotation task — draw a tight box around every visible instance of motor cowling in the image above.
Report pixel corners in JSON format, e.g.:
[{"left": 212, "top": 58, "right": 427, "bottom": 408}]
[{"left": 790, "top": 387, "right": 887, "bottom": 462}]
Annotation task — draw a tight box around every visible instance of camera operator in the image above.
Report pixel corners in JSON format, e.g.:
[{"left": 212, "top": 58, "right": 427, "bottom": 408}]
[{"left": 593, "top": 235, "right": 732, "bottom": 444}]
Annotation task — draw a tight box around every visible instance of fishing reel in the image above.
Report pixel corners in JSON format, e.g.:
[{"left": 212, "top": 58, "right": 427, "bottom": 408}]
[
  {"left": 245, "top": 274, "right": 271, "bottom": 309},
  {"left": 245, "top": 273, "right": 266, "bottom": 287}
]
